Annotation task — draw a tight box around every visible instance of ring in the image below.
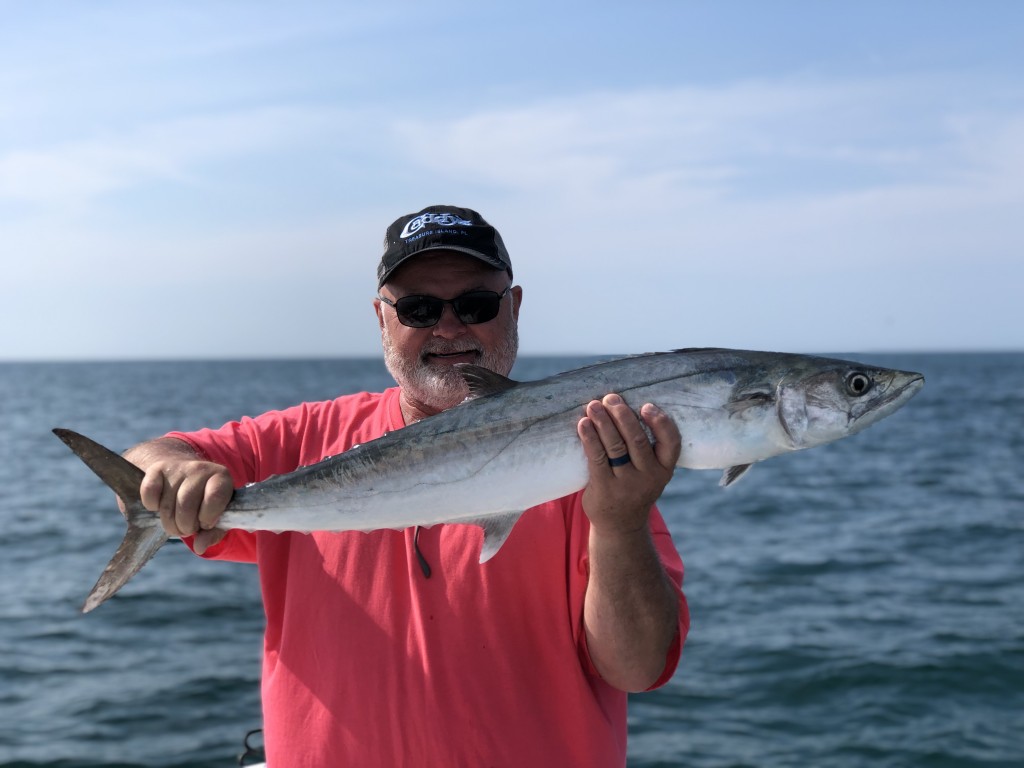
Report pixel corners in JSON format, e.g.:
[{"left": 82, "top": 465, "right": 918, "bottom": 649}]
[{"left": 607, "top": 454, "right": 632, "bottom": 468}]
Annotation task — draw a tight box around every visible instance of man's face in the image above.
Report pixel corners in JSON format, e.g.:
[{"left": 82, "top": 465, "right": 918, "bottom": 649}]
[{"left": 375, "top": 251, "right": 522, "bottom": 417}]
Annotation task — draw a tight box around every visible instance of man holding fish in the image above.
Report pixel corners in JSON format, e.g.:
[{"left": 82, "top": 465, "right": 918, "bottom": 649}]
[{"left": 121, "top": 206, "right": 689, "bottom": 766}]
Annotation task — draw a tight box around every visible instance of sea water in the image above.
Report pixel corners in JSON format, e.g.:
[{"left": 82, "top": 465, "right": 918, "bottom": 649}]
[{"left": 1, "top": 353, "right": 1021, "bottom": 767}]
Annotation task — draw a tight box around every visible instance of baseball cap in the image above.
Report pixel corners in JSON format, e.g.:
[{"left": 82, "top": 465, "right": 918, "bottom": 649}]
[{"left": 377, "top": 205, "right": 513, "bottom": 288}]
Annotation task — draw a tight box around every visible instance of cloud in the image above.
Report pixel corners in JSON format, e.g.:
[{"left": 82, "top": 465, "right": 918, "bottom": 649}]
[
  {"left": 0, "top": 144, "right": 179, "bottom": 204},
  {"left": 382, "top": 76, "right": 1023, "bottom": 352},
  {"left": 0, "top": 106, "right": 350, "bottom": 207},
  {"left": 3, "top": 70, "right": 1021, "bottom": 357},
  {"left": 394, "top": 75, "right": 1018, "bottom": 195},
  {"left": 388, "top": 75, "right": 1024, "bottom": 260}
]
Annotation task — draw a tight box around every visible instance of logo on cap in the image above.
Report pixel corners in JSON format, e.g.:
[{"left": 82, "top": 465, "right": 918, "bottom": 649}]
[{"left": 400, "top": 212, "right": 475, "bottom": 239}]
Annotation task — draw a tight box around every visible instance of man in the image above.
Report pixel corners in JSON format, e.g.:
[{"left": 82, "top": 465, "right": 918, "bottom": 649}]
[{"left": 125, "top": 205, "right": 689, "bottom": 766}]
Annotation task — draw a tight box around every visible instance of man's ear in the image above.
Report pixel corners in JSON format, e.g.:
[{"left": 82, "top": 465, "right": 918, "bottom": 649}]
[{"left": 511, "top": 285, "right": 523, "bottom": 322}]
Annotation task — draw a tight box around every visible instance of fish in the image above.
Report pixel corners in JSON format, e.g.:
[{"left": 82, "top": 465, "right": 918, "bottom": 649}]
[{"left": 54, "top": 348, "right": 924, "bottom": 613}]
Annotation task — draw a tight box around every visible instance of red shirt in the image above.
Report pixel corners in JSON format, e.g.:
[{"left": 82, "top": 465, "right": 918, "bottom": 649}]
[{"left": 170, "top": 387, "right": 688, "bottom": 767}]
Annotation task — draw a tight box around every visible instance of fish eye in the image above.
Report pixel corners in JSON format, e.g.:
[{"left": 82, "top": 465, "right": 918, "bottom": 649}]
[{"left": 845, "top": 371, "right": 872, "bottom": 396}]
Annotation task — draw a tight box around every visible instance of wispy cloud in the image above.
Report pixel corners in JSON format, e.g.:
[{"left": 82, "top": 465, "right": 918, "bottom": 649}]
[
  {"left": 2, "top": 64, "right": 1021, "bottom": 356},
  {"left": 0, "top": 106, "right": 352, "bottom": 206},
  {"left": 394, "top": 75, "right": 1020, "bottom": 199},
  {"left": 388, "top": 75, "right": 1024, "bottom": 273}
]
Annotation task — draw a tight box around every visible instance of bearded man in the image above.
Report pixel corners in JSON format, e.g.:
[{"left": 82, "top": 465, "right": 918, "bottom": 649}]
[{"left": 122, "top": 205, "right": 689, "bottom": 767}]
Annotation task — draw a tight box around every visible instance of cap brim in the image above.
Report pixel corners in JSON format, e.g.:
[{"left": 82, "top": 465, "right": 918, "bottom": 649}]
[{"left": 378, "top": 245, "right": 510, "bottom": 287}]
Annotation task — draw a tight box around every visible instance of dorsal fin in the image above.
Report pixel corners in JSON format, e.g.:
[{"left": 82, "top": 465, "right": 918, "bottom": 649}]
[{"left": 456, "top": 364, "right": 519, "bottom": 399}]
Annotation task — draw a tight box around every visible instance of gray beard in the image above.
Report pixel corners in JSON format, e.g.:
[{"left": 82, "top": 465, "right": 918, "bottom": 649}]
[{"left": 382, "top": 325, "right": 519, "bottom": 414}]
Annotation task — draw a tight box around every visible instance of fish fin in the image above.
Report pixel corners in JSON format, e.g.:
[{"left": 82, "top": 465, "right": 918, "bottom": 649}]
[
  {"left": 81, "top": 505, "right": 168, "bottom": 613},
  {"left": 456, "top": 364, "right": 519, "bottom": 399},
  {"left": 52, "top": 429, "right": 168, "bottom": 613},
  {"left": 720, "top": 464, "right": 753, "bottom": 487},
  {"left": 53, "top": 428, "right": 144, "bottom": 508},
  {"left": 725, "top": 390, "right": 775, "bottom": 416},
  {"left": 460, "top": 511, "right": 524, "bottom": 562}
]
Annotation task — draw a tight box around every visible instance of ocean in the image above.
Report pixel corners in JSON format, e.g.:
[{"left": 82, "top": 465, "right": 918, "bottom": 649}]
[{"left": 1, "top": 353, "right": 1021, "bottom": 767}]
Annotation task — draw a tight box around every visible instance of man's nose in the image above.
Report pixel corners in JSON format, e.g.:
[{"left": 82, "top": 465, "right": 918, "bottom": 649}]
[{"left": 431, "top": 304, "right": 467, "bottom": 337}]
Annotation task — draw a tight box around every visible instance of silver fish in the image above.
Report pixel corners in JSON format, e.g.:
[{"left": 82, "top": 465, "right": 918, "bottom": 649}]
[{"left": 55, "top": 348, "right": 924, "bottom": 613}]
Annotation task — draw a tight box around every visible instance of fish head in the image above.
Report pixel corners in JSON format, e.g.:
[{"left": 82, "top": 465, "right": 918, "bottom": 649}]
[{"left": 777, "top": 360, "right": 925, "bottom": 450}]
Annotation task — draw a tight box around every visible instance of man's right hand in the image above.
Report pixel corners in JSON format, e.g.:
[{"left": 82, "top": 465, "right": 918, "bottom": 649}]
[{"left": 122, "top": 438, "right": 234, "bottom": 554}]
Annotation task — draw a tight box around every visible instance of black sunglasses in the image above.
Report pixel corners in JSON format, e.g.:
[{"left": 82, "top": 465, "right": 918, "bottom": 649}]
[{"left": 378, "top": 286, "right": 511, "bottom": 328}]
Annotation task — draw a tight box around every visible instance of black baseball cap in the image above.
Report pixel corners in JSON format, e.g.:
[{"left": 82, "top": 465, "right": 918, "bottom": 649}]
[{"left": 377, "top": 205, "right": 513, "bottom": 288}]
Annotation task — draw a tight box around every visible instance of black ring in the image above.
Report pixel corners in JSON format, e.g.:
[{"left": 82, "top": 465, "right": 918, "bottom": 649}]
[{"left": 607, "top": 454, "right": 632, "bottom": 467}]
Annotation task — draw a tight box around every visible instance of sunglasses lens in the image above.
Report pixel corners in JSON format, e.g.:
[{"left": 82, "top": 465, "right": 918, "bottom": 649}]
[
  {"left": 387, "top": 289, "right": 508, "bottom": 327},
  {"left": 394, "top": 296, "right": 444, "bottom": 327},
  {"left": 452, "top": 292, "right": 501, "bottom": 324}
]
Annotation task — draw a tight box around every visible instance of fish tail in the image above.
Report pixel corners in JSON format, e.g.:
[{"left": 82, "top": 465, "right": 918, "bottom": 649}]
[{"left": 52, "top": 428, "right": 169, "bottom": 613}]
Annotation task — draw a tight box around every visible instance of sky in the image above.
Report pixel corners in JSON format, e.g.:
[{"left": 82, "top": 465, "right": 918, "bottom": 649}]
[{"left": 1, "top": 0, "right": 1022, "bottom": 360}]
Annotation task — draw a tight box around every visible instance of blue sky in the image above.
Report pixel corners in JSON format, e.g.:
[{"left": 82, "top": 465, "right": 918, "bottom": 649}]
[{"left": 2, "top": 1, "right": 1022, "bottom": 359}]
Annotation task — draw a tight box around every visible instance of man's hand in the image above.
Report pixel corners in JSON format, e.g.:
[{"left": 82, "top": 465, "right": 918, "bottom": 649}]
[
  {"left": 121, "top": 438, "right": 234, "bottom": 554},
  {"left": 576, "top": 394, "right": 681, "bottom": 531}
]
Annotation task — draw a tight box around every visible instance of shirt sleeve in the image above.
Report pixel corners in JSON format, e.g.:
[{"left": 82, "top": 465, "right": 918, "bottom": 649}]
[
  {"left": 163, "top": 394, "right": 395, "bottom": 566},
  {"left": 568, "top": 495, "right": 689, "bottom": 690},
  {"left": 164, "top": 412, "right": 297, "bottom": 565},
  {"left": 645, "top": 519, "right": 689, "bottom": 690}
]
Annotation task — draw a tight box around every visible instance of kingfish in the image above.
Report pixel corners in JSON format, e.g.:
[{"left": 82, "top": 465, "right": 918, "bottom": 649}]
[{"left": 55, "top": 348, "right": 924, "bottom": 613}]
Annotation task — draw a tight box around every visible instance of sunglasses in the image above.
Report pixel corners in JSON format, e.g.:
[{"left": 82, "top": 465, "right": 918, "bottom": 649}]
[{"left": 378, "top": 286, "right": 512, "bottom": 328}]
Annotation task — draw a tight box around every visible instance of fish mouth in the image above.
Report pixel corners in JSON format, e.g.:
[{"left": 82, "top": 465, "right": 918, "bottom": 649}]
[{"left": 879, "top": 372, "right": 925, "bottom": 405}]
